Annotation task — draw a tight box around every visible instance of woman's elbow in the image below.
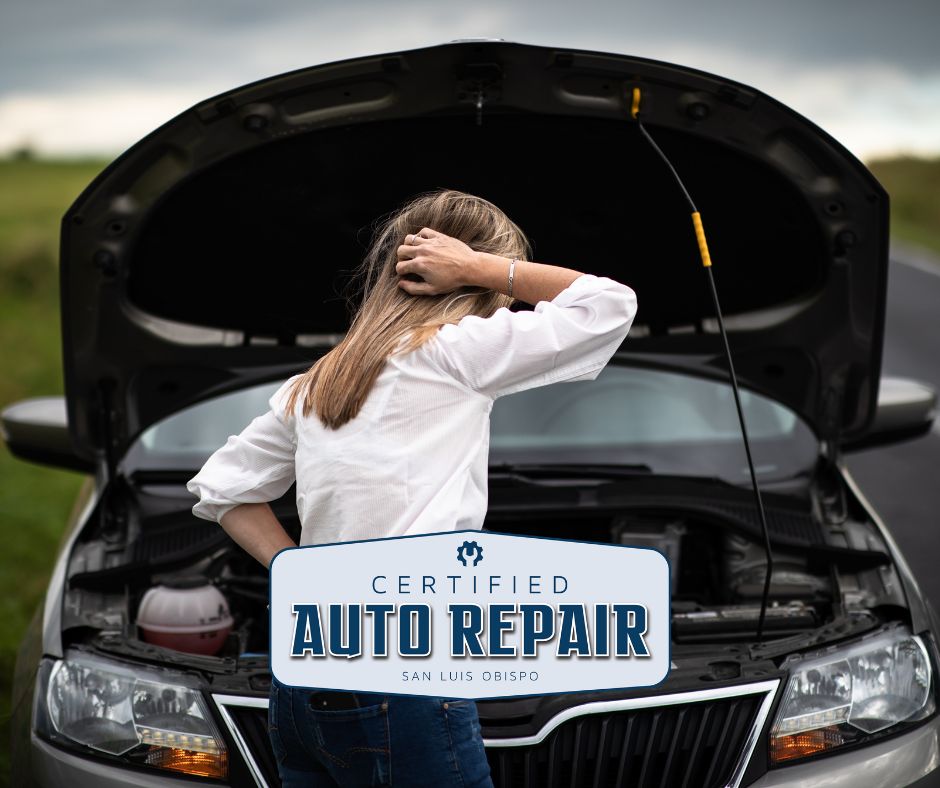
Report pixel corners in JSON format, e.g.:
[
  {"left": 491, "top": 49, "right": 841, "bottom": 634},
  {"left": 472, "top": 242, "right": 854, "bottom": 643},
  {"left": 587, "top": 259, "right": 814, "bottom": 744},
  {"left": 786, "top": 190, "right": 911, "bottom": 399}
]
[
  {"left": 614, "top": 283, "right": 638, "bottom": 324},
  {"left": 606, "top": 284, "right": 638, "bottom": 351},
  {"left": 597, "top": 283, "right": 637, "bottom": 340}
]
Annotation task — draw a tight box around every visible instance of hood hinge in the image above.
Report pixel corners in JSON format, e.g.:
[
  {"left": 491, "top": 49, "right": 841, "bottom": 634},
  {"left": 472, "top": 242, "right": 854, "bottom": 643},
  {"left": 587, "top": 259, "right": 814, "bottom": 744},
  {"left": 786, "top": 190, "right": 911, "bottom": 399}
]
[
  {"left": 96, "top": 378, "right": 120, "bottom": 486},
  {"left": 813, "top": 445, "right": 848, "bottom": 524},
  {"left": 819, "top": 371, "right": 848, "bottom": 442}
]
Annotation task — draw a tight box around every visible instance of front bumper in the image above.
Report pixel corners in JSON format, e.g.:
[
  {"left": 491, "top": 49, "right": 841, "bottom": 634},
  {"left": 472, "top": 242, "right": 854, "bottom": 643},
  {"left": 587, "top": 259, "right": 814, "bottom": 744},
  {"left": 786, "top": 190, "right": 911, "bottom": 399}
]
[
  {"left": 22, "top": 733, "right": 193, "bottom": 788},
  {"left": 747, "top": 715, "right": 940, "bottom": 787},
  {"left": 17, "top": 690, "right": 940, "bottom": 787}
]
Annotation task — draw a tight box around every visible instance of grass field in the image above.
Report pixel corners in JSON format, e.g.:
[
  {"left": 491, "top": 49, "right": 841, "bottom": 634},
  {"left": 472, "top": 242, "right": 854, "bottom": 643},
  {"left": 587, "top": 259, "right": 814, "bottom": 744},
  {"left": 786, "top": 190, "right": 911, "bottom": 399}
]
[
  {"left": 0, "top": 153, "right": 937, "bottom": 782},
  {"left": 0, "top": 158, "right": 108, "bottom": 783},
  {"left": 868, "top": 156, "right": 940, "bottom": 256}
]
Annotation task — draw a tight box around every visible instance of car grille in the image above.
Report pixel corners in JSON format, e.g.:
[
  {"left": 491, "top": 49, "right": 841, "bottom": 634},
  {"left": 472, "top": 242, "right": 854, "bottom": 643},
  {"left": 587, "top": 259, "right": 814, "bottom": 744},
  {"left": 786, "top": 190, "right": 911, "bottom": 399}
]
[
  {"left": 213, "top": 682, "right": 777, "bottom": 788},
  {"left": 485, "top": 692, "right": 767, "bottom": 788}
]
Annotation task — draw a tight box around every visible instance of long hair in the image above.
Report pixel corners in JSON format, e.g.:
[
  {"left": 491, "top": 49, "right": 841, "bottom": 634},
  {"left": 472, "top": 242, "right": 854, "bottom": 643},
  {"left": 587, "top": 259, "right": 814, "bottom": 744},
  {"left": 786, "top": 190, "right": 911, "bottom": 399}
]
[{"left": 283, "top": 188, "right": 533, "bottom": 428}]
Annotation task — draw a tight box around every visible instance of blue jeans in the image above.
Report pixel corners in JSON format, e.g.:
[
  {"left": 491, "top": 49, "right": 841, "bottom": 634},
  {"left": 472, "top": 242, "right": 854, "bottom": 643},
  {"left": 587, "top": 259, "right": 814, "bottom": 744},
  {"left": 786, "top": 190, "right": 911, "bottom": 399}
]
[{"left": 268, "top": 676, "right": 494, "bottom": 787}]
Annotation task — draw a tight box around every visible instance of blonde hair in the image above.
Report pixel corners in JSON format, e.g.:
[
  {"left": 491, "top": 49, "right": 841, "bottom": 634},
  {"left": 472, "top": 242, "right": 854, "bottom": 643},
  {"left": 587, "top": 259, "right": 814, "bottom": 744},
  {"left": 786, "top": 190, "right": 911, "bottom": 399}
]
[{"left": 283, "top": 188, "right": 532, "bottom": 428}]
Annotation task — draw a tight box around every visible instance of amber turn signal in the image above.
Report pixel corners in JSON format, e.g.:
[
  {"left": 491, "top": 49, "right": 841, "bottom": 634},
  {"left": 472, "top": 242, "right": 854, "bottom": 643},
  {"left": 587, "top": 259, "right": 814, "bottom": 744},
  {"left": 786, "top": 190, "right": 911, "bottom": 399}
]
[
  {"left": 770, "top": 726, "right": 845, "bottom": 763},
  {"left": 142, "top": 745, "right": 228, "bottom": 779}
]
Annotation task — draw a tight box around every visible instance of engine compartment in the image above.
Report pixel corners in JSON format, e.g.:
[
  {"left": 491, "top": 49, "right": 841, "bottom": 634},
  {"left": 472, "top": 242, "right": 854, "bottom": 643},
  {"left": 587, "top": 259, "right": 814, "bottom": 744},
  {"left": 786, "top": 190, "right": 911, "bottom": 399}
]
[
  {"left": 489, "top": 509, "right": 832, "bottom": 643},
  {"left": 135, "top": 509, "right": 835, "bottom": 660},
  {"left": 62, "top": 480, "right": 871, "bottom": 666},
  {"left": 55, "top": 468, "right": 910, "bottom": 693}
]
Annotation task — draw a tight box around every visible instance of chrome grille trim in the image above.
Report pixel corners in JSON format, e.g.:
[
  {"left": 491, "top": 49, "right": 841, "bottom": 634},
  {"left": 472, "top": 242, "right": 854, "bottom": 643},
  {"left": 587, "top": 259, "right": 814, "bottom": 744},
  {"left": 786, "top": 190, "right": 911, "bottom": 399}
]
[
  {"left": 725, "top": 680, "right": 779, "bottom": 788},
  {"left": 212, "top": 693, "right": 271, "bottom": 788},
  {"left": 482, "top": 679, "right": 780, "bottom": 788}
]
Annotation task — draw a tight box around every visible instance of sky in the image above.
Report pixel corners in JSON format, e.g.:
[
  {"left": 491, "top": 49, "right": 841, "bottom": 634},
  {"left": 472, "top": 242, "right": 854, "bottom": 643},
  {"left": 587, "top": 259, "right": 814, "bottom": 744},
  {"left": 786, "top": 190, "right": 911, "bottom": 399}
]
[{"left": 1, "top": 0, "right": 938, "bottom": 161}]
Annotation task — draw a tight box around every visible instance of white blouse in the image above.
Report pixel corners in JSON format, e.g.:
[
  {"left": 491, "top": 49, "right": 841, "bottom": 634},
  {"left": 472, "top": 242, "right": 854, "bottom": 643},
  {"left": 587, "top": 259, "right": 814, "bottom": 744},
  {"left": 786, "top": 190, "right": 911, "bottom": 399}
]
[{"left": 186, "top": 274, "right": 638, "bottom": 546}]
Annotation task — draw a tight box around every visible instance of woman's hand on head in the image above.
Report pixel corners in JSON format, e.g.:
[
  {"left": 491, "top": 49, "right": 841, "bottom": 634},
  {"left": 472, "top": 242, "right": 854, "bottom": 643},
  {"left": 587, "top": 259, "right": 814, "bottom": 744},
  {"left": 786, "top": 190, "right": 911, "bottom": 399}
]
[{"left": 396, "top": 227, "right": 477, "bottom": 296}]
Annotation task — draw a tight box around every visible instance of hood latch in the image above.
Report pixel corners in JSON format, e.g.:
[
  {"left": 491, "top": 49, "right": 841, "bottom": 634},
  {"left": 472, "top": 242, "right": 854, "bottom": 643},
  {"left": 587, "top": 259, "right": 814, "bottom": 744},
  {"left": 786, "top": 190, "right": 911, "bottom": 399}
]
[{"left": 456, "top": 61, "right": 503, "bottom": 126}]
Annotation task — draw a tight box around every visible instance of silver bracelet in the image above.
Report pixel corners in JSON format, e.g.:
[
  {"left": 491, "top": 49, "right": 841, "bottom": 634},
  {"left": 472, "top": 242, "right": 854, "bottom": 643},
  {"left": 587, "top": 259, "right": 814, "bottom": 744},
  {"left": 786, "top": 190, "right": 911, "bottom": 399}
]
[{"left": 508, "top": 258, "right": 516, "bottom": 297}]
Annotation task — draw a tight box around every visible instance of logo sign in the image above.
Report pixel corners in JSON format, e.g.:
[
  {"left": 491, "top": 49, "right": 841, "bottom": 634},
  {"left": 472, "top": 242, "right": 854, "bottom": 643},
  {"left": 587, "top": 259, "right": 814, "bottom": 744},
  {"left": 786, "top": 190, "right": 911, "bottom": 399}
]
[{"left": 270, "top": 531, "right": 670, "bottom": 698}]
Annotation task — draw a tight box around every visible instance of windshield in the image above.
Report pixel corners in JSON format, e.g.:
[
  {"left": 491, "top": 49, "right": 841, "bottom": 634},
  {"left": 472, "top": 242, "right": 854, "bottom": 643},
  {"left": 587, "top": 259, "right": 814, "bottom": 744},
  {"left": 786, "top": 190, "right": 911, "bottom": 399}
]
[{"left": 127, "top": 365, "right": 818, "bottom": 485}]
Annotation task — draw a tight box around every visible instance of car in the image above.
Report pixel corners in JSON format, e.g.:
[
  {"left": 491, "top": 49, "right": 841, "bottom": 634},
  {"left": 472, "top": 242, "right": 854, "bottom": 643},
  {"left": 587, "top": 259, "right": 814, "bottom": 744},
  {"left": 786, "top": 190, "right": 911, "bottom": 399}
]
[{"left": 4, "top": 37, "right": 940, "bottom": 788}]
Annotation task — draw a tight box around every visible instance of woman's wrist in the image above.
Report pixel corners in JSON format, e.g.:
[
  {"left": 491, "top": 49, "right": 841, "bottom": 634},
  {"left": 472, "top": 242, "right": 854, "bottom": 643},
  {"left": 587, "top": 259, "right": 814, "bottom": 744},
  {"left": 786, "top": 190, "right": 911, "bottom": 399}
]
[{"left": 467, "top": 251, "right": 513, "bottom": 293}]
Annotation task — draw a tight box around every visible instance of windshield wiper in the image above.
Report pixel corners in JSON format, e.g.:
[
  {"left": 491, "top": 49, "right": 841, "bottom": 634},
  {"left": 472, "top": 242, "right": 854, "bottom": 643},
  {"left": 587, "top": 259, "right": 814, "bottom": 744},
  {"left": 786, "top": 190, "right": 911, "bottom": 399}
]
[{"left": 489, "top": 462, "right": 651, "bottom": 485}]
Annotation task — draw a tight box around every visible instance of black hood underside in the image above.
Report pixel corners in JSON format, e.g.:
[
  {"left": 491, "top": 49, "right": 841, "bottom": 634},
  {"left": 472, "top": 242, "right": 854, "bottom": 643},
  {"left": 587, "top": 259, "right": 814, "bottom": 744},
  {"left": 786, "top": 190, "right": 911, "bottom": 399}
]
[{"left": 60, "top": 40, "right": 888, "bottom": 463}]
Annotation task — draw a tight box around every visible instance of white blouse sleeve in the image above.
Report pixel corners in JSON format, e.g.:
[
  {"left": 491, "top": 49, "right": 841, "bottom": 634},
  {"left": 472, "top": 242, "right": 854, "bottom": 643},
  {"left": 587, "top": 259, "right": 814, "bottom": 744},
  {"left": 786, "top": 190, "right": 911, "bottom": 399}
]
[
  {"left": 186, "top": 375, "right": 301, "bottom": 524},
  {"left": 425, "top": 274, "right": 638, "bottom": 399}
]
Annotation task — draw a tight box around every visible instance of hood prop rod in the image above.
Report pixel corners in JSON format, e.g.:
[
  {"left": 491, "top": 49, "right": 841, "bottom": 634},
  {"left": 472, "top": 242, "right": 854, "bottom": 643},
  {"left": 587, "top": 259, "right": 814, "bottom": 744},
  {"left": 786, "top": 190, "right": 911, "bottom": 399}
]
[{"left": 628, "top": 86, "right": 775, "bottom": 642}]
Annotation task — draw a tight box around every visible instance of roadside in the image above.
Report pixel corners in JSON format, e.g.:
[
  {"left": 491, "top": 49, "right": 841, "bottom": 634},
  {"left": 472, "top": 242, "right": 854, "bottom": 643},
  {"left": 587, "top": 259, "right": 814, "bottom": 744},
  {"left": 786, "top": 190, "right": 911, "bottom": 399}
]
[
  {"left": 0, "top": 157, "right": 108, "bottom": 784},
  {"left": 846, "top": 241, "right": 940, "bottom": 612},
  {"left": 891, "top": 239, "right": 940, "bottom": 276},
  {"left": 869, "top": 156, "right": 940, "bottom": 260}
]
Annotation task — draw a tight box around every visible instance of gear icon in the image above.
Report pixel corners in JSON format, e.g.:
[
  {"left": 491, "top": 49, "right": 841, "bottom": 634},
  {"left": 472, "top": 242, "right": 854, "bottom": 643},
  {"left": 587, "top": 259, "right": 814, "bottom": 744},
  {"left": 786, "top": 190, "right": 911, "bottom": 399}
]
[{"left": 457, "top": 540, "right": 484, "bottom": 567}]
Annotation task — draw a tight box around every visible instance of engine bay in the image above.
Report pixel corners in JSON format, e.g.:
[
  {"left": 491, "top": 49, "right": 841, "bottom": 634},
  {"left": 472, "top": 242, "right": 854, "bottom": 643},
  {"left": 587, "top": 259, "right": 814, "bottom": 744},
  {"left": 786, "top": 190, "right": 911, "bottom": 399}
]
[
  {"left": 58, "top": 470, "right": 907, "bottom": 681},
  {"left": 122, "top": 509, "right": 835, "bottom": 661}
]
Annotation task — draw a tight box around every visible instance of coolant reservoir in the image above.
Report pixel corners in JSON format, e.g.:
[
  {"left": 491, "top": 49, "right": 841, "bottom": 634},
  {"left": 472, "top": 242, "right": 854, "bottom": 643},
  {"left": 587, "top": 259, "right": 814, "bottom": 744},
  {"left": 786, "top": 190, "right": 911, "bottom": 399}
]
[{"left": 136, "top": 577, "right": 233, "bottom": 656}]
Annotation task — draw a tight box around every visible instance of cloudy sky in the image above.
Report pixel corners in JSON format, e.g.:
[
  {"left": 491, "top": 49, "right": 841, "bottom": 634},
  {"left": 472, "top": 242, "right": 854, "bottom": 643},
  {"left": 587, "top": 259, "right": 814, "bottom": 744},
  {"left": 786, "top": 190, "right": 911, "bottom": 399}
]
[{"left": 2, "top": 0, "right": 938, "bottom": 161}]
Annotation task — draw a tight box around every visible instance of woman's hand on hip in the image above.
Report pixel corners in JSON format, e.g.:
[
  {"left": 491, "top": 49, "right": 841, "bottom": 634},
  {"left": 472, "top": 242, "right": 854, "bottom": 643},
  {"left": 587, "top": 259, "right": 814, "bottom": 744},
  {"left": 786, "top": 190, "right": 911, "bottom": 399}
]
[{"left": 396, "top": 227, "right": 476, "bottom": 295}]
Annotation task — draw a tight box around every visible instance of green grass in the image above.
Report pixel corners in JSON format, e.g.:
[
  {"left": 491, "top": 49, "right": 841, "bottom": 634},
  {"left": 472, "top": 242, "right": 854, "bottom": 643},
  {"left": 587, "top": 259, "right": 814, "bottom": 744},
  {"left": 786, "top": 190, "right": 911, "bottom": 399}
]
[
  {"left": 0, "top": 153, "right": 937, "bottom": 782},
  {"left": 869, "top": 155, "right": 940, "bottom": 258},
  {"left": 0, "top": 157, "right": 109, "bottom": 784}
]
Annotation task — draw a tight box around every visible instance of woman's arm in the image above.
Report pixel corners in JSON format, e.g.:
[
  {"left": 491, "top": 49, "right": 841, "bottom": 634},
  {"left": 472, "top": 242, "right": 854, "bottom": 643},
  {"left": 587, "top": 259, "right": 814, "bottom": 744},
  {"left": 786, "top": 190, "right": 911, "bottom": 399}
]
[
  {"left": 396, "top": 226, "right": 638, "bottom": 400},
  {"left": 220, "top": 502, "right": 296, "bottom": 568},
  {"left": 468, "top": 253, "right": 583, "bottom": 303},
  {"left": 187, "top": 376, "right": 301, "bottom": 567}
]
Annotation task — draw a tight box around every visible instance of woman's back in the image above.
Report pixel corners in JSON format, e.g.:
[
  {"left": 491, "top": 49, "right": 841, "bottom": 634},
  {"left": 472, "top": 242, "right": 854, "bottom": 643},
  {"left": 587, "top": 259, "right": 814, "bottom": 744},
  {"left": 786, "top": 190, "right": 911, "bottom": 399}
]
[
  {"left": 291, "top": 337, "right": 493, "bottom": 544},
  {"left": 187, "top": 195, "right": 639, "bottom": 788},
  {"left": 187, "top": 273, "right": 637, "bottom": 545}
]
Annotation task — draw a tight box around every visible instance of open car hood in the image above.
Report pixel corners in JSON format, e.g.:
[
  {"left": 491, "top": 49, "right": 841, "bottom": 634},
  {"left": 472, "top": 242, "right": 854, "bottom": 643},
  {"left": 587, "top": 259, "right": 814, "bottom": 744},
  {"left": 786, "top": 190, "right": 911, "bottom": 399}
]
[{"left": 61, "top": 39, "right": 888, "bottom": 464}]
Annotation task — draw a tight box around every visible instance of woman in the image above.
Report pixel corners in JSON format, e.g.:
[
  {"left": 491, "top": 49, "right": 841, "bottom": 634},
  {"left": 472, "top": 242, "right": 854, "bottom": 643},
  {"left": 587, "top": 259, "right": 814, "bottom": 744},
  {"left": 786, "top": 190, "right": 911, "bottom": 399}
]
[{"left": 186, "top": 188, "right": 638, "bottom": 787}]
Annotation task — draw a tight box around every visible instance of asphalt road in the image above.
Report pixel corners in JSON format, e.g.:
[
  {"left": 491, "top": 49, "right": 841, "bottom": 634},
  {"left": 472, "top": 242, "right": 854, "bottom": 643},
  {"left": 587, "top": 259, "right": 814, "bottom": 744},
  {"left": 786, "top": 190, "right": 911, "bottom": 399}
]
[{"left": 845, "top": 245, "right": 940, "bottom": 611}]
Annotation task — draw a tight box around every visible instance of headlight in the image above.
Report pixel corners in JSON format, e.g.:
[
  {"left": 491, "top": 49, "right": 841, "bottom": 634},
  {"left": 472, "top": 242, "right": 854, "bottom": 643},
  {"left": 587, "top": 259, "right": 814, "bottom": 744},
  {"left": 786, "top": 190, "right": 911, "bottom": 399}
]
[
  {"left": 770, "top": 626, "right": 936, "bottom": 764},
  {"left": 35, "top": 650, "right": 227, "bottom": 779}
]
